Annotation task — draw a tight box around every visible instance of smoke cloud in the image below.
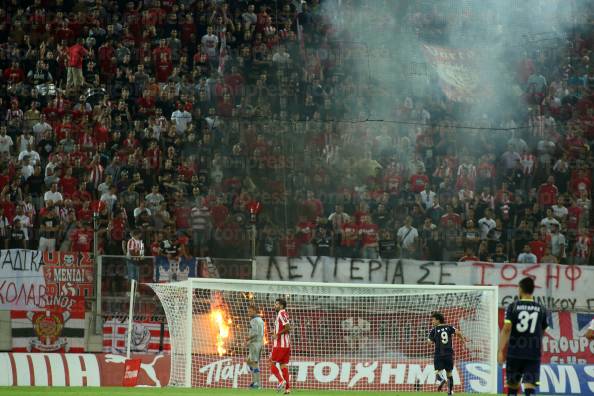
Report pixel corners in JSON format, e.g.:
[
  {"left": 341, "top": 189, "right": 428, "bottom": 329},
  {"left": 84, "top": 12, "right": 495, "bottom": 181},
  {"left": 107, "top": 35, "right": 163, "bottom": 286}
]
[{"left": 321, "top": 0, "right": 582, "bottom": 133}]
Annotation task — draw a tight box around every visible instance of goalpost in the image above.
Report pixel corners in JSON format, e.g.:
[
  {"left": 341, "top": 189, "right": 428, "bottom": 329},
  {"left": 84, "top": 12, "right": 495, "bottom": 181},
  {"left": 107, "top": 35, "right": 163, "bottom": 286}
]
[{"left": 149, "top": 278, "right": 498, "bottom": 393}]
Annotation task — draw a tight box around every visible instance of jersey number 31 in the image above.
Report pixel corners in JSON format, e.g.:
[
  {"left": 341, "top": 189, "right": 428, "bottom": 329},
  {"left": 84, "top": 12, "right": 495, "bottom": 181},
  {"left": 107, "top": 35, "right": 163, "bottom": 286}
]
[{"left": 516, "top": 311, "right": 538, "bottom": 334}]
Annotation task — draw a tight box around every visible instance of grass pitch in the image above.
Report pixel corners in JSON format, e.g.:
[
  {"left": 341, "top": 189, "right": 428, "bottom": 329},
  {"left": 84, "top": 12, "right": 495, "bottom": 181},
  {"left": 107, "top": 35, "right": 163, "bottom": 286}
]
[{"left": 0, "top": 388, "right": 495, "bottom": 396}]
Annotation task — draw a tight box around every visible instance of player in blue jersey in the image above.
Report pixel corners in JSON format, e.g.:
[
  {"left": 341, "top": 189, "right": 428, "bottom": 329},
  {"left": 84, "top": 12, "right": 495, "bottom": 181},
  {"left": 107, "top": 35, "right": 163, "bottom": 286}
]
[
  {"left": 427, "top": 312, "right": 467, "bottom": 395},
  {"left": 246, "top": 304, "right": 265, "bottom": 388},
  {"left": 498, "top": 277, "right": 548, "bottom": 396}
]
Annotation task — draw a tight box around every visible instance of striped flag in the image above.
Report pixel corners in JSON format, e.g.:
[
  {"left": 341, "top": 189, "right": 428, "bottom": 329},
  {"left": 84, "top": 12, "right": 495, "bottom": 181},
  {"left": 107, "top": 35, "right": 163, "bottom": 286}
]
[
  {"left": 11, "top": 298, "right": 85, "bottom": 352},
  {"left": 103, "top": 319, "right": 171, "bottom": 354}
]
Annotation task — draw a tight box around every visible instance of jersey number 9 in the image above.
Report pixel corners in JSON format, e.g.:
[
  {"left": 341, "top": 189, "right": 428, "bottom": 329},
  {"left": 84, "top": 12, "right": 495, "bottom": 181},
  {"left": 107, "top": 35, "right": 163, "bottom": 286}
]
[
  {"left": 516, "top": 311, "right": 538, "bottom": 334},
  {"left": 440, "top": 331, "right": 449, "bottom": 344}
]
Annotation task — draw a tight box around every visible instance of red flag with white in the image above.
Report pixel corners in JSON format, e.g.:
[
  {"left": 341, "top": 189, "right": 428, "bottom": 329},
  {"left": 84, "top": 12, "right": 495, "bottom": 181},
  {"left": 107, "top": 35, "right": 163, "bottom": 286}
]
[
  {"left": 11, "top": 297, "right": 86, "bottom": 352},
  {"left": 122, "top": 358, "right": 142, "bottom": 387},
  {"left": 103, "top": 319, "right": 171, "bottom": 354}
]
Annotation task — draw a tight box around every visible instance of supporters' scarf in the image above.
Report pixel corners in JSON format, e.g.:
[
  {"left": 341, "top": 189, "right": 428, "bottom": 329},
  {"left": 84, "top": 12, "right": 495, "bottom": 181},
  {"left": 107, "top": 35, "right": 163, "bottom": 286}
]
[
  {"left": 530, "top": 114, "right": 545, "bottom": 138},
  {"left": 296, "top": 16, "right": 306, "bottom": 60},
  {"left": 218, "top": 31, "right": 227, "bottom": 76},
  {"left": 521, "top": 153, "right": 536, "bottom": 175},
  {"left": 575, "top": 236, "right": 591, "bottom": 258},
  {"left": 89, "top": 163, "right": 104, "bottom": 187}
]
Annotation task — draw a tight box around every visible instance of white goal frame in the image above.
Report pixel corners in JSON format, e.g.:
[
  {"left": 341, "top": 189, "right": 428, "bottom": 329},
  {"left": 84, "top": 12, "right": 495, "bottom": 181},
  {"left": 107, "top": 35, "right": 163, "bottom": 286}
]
[{"left": 149, "top": 278, "right": 498, "bottom": 393}]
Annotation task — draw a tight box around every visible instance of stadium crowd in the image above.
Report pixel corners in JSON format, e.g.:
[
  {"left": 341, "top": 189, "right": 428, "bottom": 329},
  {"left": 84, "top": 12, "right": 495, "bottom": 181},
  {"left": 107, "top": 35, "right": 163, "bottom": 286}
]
[{"left": 0, "top": 0, "right": 593, "bottom": 267}]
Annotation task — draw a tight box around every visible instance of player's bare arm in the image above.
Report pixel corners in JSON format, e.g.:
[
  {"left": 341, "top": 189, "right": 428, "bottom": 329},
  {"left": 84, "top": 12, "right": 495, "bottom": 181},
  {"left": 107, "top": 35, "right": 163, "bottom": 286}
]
[
  {"left": 498, "top": 321, "right": 512, "bottom": 364},
  {"left": 274, "top": 323, "right": 291, "bottom": 338},
  {"left": 426, "top": 338, "right": 435, "bottom": 356},
  {"left": 455, "top": 329, "right": 468, "bottom": 343}
]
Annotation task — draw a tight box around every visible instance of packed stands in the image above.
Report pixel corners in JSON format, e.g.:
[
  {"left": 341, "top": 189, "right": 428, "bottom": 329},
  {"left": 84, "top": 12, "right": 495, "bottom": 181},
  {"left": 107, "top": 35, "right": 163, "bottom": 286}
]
[{"left": 0, "top": 0, "right": 592, "bottom": 271}]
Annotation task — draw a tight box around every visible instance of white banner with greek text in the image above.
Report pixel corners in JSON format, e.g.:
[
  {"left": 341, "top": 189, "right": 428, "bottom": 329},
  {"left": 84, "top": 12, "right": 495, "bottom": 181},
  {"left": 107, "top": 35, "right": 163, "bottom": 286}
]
[
  {"left": 0, "top": 250, "right": 45, "bottom": 310},
  {"left": 255, "top": 257, "right": 594, "bottom": 310}
]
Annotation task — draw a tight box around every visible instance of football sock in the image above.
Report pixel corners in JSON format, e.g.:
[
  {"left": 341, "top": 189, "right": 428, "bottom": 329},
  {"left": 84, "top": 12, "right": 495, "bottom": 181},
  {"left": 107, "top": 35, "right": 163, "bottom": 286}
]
[
  {"left": 281, "top": 366, "right": 291, "bottom": 390},
  {"left": 251, "top": 367, "right": 260, "bottom": 385},
  {"left": 507, "top": 388, "right": 518, "bottom": 396},
  {"left": 448, "top": 375, "right": 454, "bottom": 393},
  {"left": 524, "top": 389, "right": 535, "bottom": 396},
  {"left": 270, "top": 363, "right": 283, "bottom": 384}
]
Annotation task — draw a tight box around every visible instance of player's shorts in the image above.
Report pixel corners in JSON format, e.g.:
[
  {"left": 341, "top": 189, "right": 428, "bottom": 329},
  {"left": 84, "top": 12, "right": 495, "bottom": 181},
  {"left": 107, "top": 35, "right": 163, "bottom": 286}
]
[
  {"left": 248, "top": 343, "right": 263, "bottom": 363},
  {"left": 270, "top": 347, "right": 291, "bottom": 365},
  {"left": 434, "top": 355, "right": 454, "bottom": 372},
  {"left": 506, "top": 358, "right": 541, "bottom": 386},
  {"left": 126, "top": 259, "right": 139, "bottom": 282}
]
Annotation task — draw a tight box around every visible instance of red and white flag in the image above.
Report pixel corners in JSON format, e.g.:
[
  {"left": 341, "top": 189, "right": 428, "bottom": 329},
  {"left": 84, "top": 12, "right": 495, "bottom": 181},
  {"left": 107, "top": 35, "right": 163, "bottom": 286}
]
[{"left": 103, "top": 319, "right": 171, "bottom": 354}]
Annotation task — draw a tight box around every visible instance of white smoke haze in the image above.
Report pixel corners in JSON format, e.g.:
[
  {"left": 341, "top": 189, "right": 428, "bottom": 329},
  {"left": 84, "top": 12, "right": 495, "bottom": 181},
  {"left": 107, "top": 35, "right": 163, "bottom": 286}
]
[{"left": 320, "top": 0, "right": 584, "bottom": 134}]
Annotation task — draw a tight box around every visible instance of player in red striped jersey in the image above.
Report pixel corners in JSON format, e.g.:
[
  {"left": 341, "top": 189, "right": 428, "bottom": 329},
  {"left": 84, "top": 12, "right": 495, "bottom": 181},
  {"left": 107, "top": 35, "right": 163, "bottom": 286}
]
[
  {"left": 126, "top": 229, "right": 144, "bottom": 291},
  {"left": 270, "top": 298, "right": 291, "bottom": 394}
]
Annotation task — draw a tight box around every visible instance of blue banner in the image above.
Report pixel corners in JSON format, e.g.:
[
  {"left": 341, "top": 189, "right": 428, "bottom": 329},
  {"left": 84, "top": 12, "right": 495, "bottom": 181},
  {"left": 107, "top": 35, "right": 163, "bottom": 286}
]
[
  {"left": 462, "top": 363, "right": 594, "bottom": 395},
  {"left": 154, "top": 255, "right": 196, "bottom": 282}
]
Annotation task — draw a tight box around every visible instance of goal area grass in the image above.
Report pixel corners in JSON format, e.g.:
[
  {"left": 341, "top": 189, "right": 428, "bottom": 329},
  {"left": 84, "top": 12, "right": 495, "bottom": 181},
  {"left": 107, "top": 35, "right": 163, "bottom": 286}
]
[{"left": 0, "top": 388, "right": 497, "bottom": 396}]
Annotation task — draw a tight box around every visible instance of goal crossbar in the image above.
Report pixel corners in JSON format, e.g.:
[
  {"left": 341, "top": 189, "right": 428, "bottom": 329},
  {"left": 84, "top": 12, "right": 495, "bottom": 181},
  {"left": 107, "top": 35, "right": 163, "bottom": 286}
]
[{"left": 152, "top": 277, "right": 499, "bottom": 293}]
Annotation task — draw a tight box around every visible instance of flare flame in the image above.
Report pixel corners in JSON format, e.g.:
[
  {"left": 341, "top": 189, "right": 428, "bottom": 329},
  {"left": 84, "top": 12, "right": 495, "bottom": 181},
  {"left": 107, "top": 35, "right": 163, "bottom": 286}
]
[{"left": 210, "top": 307, "right": 231, "bottom": 356}]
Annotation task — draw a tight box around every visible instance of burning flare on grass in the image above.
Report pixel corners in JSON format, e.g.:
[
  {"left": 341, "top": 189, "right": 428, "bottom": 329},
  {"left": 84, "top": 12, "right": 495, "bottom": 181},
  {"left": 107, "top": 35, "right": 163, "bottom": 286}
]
[{"left": 210, "top": 307, "right": 232, "bottom": 356}]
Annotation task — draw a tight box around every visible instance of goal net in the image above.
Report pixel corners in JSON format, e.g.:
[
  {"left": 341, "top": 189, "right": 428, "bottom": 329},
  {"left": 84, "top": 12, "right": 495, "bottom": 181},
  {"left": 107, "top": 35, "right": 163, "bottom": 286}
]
[{"left": 149, "top": 279, "right": 498, "bottom": 393}]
